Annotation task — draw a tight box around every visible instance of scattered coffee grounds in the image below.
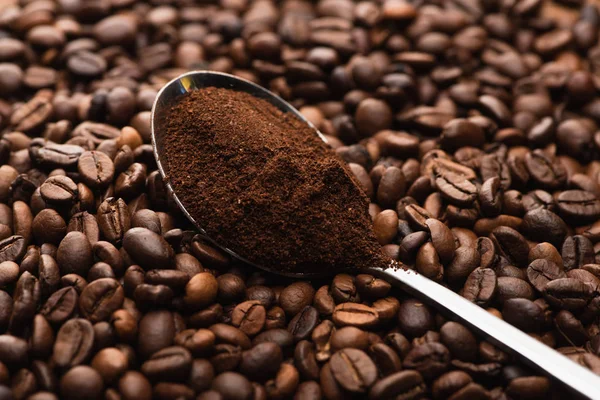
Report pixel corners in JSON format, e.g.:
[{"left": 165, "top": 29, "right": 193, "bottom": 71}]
[{"left": 163, "top": 87, "right": 389, "bottom": 274}]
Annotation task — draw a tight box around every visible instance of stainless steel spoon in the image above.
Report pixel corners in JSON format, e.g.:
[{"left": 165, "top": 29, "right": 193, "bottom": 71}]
[{"left": 152, "top": 71, "right": 600, "bottom": 399}]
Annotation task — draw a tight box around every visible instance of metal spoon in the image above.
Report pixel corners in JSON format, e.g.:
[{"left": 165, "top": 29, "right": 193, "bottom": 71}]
[{"left": 152, "top": 71, "right": 600, "bottom": 399}]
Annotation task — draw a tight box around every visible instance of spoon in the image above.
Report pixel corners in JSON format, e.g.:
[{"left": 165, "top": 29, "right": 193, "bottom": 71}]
[{"left": 152, "top": 71, "right": 600, "bottom": 399}]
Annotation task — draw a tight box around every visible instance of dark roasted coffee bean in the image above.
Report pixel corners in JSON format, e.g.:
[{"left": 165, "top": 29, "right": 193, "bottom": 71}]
[
  {"left": 141, "top": 346, "right": 192, "bottom": 381},
  {"left": 79, "top": 278, "right": 124, "bottom": 323},
  {"left": 333, "top": 303, "right": 379, "bottom": 329},
  {"left": 0, "top": 236, "right": 26, "bottom": 263},
  {"left": 41, "top": 286, "right": 78, "bottom": 325},
  {"left": 543, "top": 278, "right": 593, "bottom": 310},
  {"left": 527, "top": 259, "right": 566, "bottom": 293},
  {"left": 57, "top": 232, "right": 92, "bottom": 276},
  {"left": 557, "top": 190, "right": 600, "bottom": 223},
  {"left": 563, "top": 235, "right": 595, "bottom": 271},
  {"left": 369, "top": 370, "right": 425, "bottom": 399},
  {"left": 9, "top": 271, "right": 40, "bottom": 334},
  {"left": 32, "top": 209, "right": 66, "bottom": 245},
  {"left": 288, "top": 306, "right": 319, "bottom": 342},
  {"left": 329, "top": 348, "right": 377, "bottom": 393},
  {"left": 240, "top": 342, "right": 283, "bottom": 381},
  {"left": 97, "top": 197, "right": 130, "bottom": 244},
  {"left": 123, "top": 227, "right": 174, "bottom": 270},
  {"left": 53, "top": 318, "right": 94, "bottom": 368},
  {"left": 490, "top": 226, "right": 529, "bottom": 267},
  {"left": 78, "top": 151, "right": 114, "bottom": 188},
  {"left": 403, "top": 342, "right": 451, "bottom": 379},
  {"left": 463, "top": 268, "right": 497, "bottom": 307},
  {"left": 280, "top": 282, "right": 315, "bottom": 316},
  {"left": 40, "top": 176, "right": 78, "bottom": 205}
]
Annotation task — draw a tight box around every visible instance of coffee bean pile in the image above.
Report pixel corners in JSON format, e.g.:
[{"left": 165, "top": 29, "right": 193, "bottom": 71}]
[{"left": 0, "top": 0, "right": 599, "bottom": 399}]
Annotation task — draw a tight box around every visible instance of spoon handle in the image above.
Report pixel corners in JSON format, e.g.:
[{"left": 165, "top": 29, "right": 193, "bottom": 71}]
[{"left": 371, "top": 265, "right": 600, "bottom": 399}]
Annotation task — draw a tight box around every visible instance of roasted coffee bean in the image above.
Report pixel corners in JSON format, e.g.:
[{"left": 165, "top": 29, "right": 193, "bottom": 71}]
[
  {"left": 30, "top": 142, "right": 83, "bottom": 169},
  {"left": 369, "top": 343, "right": 402, "bottom": 376},
  {"left": 123, "top": 227, "right": 173, "bottom": 270},
  {"left": 9, "top": 271, "right": 40, "bottom": 334},
  {"left": 563, "top": 235, "right": 595, "bottom": 271},
  {"left": 133, "top": 283, "right": 173, "bottom": 308},
  {"left": 289, "top": 306, "right": 319, "bottom": 342},
  {"left": 53, "top": 318, "right": 94, "bottom": 368},
  {"left": 40, "top": 176, "right": 78, "bottom": 205},
  {"left": 57, "top": 232, "right": 92, "bottom": 277},
  {"left": 79, "top": 278, "right": 124, "bottom": 322},
  {"left": 231, "top": 300, "right": 266, "bottom": 337},
  {"left": 97, "top": 197, "right": 130, "bottom": 244},
  {"left": 32, "top": 209, "right": 66, "bottom": 245},
  {"left": 439, "top": 322, "right": 477, "bottom": 362},
  {"left": 527, "top": 259, "right": 566, "bottom": 293},
  {"left": 369, "top": 370, "right": 426, "bottom": 399},
  {"left": 543, "top": 278, "right": 593, "bottom": 310},
  {"left": 141, "top": 346, "right": 192, "bottom": 381},
  {"left": 490, "top": 226, "right": 529, "bottom": 267},
  {"left": 557, "top": 190, "right": 600, "bottom": 223},
  {"left": 403, "top": 342, "right": 451, "bottom": 379},
  {"left": 333, "top": 303, "right": 379, "bottom": 329},
  {"left": 0, "top": 235, "right": 26, "bottom": 263},
  {"left": 41, "top": 286, "right": 78, "bottom": 325},
  {"left": 68, "top": 212, "right": 100, "bottom": 245},
  {"left": 240, "top": 342, "right": 283, "bottom": 381},
  {"left": 398, "top": 299, "right": 435, "bottom": 338},
  {"left": 330, "top": 349, "right": 377, "bottom": 393}
]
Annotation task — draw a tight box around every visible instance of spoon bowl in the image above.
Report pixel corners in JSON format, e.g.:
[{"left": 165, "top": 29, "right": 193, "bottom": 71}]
[
  {"left": 151, "top": 71, "right": 327, "bottom": 278},
  {"left": 151, "top": 71, "right": 600, "bottom": 399}
]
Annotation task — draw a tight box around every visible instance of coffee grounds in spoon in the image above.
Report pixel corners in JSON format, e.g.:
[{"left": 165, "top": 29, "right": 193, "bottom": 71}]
[{"left": 163, "top": 87, "right": 390, "bottom": 275}]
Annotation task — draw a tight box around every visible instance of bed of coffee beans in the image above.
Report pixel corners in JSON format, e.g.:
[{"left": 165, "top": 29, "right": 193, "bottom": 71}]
[{"left": 0, "top": 0, "right": 600, "bottom": 399}]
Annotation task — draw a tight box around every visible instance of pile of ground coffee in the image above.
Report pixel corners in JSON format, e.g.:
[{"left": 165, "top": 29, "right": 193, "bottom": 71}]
[{"left": 163, "top": 87, "right": 388, "bottom": 274}]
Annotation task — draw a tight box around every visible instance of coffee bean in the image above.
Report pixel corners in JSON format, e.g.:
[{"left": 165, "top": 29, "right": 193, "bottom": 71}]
[
  {"left": 333, "top": 303, "right": 379, "bottom": 329},
  {"left": 53, "top": 318, "right": 94, "bottom": 368},
  {"left": 563, "top": 235, "right": 595, "bottom": 271},
  {"left": 368, "top": 342, "right": 402, "bottom": 377},
  {"left": 41, "top": 287, "right": 78, "bottom": 325},
  {"left": 231, "top": 300, "right": 266, "bottom": 336},
  {"left": 240, "top": 342, "right": 282, "bottom": 381},
  {"left": 40, "top": 176, "right": 78, "bottom": 205},
  {"left": 434, "top": 168, "right": 477, "bottom": 206},
  {"left": 9, "top": 271, "right": 40, "bottom": 334},
  {"left": 369, "top": 370, "right": 425, "bottom": 399},
  {"left": 32, "top": 209, "right": 66, "bottom": 245},
  {"left": 59, "top": 366, "right": 104, "bottom": 400},
  {"left": 57, "top": 232, "right": 92, "bottom": 276},
  {"left": 185, "top": 272, "right": 218, "bottom": 309},
  {"left": 543, "top": 278, "right": 593, "bottom": 310},
  {"left": 211, "top": 372, "right": 253, "bottom": 400},
  {"left": 97, "top": 197, "right": 131, "bottom": 244},
  {"left": 123, "top": 227, "right": 173, "bottom": 270},
  {"left": 403, "top": 342, "right": 451, "bottom": 379},
  {"left": 527, "top": 259, "right": 566, "bottom": 293},
  {"left": 90, "top": 347, "right": 128, "bottom": 384},
  {"left": 0, "top": 335, "right": 28, "bottom": 368},
  {"left": 557, "top": 190, "right": 600, "bottom": 223},
  {"left": 330, "top": 348, "right": 377, "bottom": 393},
  {"left": 0, "top": 261, "right": 18, "bottom": 287},
  {"left": 288, "top": 306, "right": 319, "bottom": 342},
  {"left": 0, "top": 235, "right": 26, "bottom": 264},
  {"left": 522, "top": 208, "right": 567, "bottom": 247},
  {"left": 280, "top": 282, "right": 315, "bottom": 316},
  {"left": 141, "top": 346, "right": 192, "bottom": 381},
  {"left": 67, "top": 51, "right": 107, "bottom": 77},
  {"left": 79, "top": 278, "right": 124, "bottom": 322},
  {"left": 138, "top": 310, "right": 176, "bottom": 359}
]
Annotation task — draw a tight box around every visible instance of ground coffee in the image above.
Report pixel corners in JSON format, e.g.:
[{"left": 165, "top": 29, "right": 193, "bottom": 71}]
[{"left": 163, "top": 87, "right": 388, "bottom": 274}]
